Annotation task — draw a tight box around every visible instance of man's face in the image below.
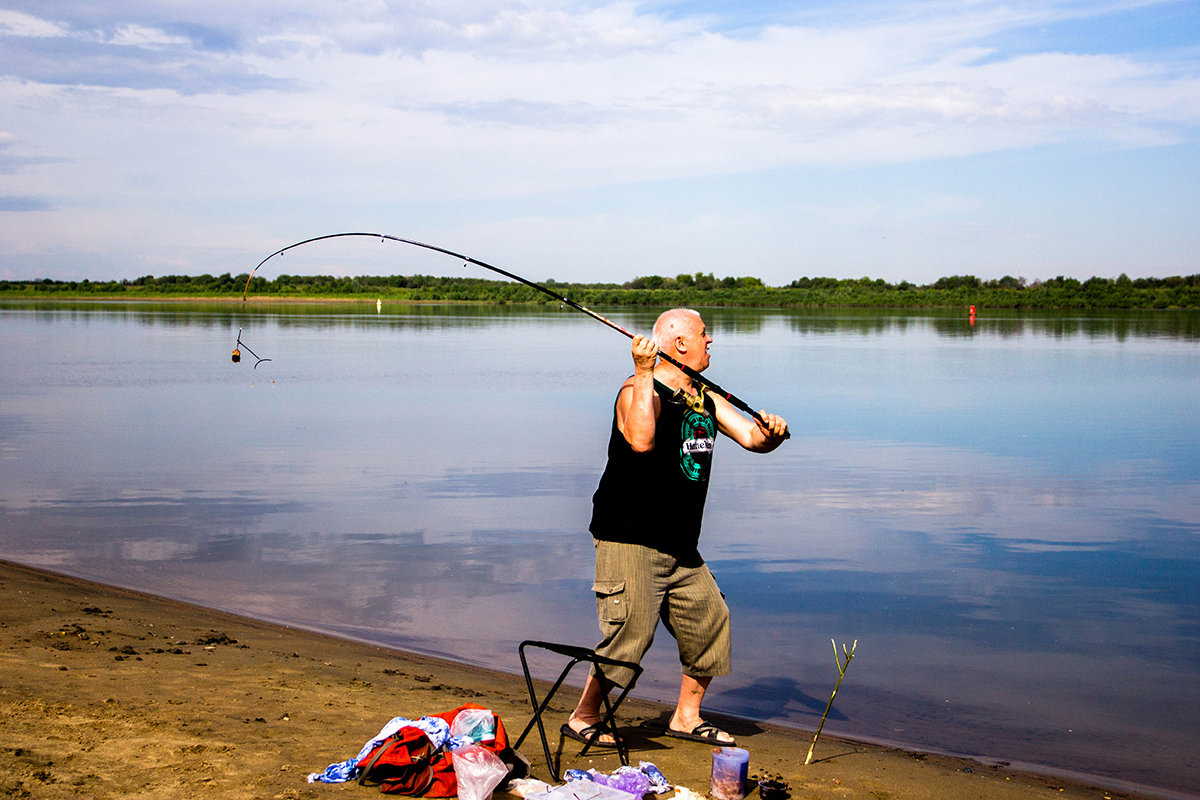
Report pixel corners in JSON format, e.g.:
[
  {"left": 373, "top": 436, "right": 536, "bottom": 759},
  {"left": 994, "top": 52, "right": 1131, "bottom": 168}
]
[{"left": 678, "top": 318, "right": 712, "bottom": 372}]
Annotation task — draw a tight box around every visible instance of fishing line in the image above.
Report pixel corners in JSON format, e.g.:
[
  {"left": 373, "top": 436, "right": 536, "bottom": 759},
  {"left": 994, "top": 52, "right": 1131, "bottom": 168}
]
[{"left": 239, "top": 232, "right": 785, "bottom": 435}]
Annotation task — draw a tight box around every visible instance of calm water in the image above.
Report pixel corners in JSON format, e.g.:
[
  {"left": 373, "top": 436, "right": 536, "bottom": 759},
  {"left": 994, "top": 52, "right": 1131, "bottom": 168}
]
[{"left": 1, "top": 300, "right": 1198, "bottom": 798}]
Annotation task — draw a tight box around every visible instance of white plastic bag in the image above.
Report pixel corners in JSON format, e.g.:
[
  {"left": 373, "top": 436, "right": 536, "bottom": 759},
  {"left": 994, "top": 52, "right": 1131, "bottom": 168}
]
[
  {"left": 452, "top": 744, "right": 508, "bottom": 800},
  {"left": 450, "top": 708, "right": 496, "bottom": 744},
  {"left": 526, "top": 779, "right": 639, "bottom": 800}
]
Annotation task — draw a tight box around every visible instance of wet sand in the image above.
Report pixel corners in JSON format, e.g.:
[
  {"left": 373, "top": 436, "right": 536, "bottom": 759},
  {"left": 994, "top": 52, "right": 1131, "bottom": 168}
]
[{"left": 0, "top": 559, "right": 1154, "bottom": 800}]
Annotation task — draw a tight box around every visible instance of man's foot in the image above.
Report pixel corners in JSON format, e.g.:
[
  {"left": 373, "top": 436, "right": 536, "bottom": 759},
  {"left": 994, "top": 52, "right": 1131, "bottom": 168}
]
[
  {"left": 564, "top": 715, "right": 619, "bottom": 747},
  {"left": 665, "top": 719, "right": 735, "bottom": 745}
]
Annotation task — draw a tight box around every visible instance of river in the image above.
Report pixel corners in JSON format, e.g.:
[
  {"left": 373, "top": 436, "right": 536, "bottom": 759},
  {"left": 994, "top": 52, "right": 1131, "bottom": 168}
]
[{"left": 1, "top": 299, "right": 1197, "bottom": 798}]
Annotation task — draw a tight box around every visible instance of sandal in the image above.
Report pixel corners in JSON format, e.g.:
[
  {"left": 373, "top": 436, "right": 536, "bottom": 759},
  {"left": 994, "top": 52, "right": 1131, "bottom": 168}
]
[
  {"left": 665, "top": 721, "right": 736, "bottom": 745},
  {"left": 561, "top": 721, "right": 620, "bottom": 748}
]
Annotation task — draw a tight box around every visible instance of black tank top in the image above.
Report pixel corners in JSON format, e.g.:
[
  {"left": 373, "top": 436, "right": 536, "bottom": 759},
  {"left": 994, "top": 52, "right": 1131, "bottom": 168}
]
[{"left": 589, "top": 379, "right": 716, "bottom": 558}]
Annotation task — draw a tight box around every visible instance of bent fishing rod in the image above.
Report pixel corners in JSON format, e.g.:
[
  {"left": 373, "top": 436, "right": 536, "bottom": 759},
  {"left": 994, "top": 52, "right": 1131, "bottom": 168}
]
[{"left": 242, "top": 232, "right": 787, "bottom": 436}]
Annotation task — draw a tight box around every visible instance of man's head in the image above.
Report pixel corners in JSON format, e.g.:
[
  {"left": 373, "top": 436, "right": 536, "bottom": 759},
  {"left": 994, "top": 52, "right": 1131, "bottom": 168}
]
[{"left": 653, "top": 308, "right": 712, "bottom": 372}]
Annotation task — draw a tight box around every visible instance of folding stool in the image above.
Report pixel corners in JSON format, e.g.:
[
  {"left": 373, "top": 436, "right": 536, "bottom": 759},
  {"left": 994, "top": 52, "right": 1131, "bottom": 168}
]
[{"left": 513, "top": 640, "right": 643, "bottom": 781}]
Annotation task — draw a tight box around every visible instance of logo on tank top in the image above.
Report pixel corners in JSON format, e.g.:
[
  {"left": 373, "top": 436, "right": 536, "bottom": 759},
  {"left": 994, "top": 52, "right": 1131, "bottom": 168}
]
[{"left": 679, "top": 408, "right": 715, "bottom": 481}]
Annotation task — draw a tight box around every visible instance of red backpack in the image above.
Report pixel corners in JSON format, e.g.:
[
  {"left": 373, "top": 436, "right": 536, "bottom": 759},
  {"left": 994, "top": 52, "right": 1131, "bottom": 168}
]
[{"left": 356, "top": 704, "right": 519, "bottom": 796}]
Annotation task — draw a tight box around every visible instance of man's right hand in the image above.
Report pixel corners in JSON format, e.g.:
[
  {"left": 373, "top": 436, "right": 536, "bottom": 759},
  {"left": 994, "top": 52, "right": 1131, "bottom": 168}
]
[{"left": 631, "top": 334, "right": 658, "bottom": 374}]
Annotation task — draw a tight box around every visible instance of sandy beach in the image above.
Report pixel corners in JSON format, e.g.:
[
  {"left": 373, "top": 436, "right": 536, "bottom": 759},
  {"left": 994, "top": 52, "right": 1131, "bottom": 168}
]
[{"left": 0, "top": 559, "right": 1154, "bottom": 800}]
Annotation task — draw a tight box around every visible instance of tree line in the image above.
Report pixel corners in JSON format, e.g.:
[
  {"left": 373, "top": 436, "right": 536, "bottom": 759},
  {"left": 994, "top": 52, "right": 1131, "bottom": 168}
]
[{"left": 3, "top": 271, "right": 1199, "bottom": 309}]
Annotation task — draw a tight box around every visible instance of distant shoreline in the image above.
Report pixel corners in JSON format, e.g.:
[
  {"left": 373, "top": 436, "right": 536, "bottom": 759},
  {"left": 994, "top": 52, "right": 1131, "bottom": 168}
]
[
  {"left": 4, "top": 271, "right": 1199, "bottom": 310},
  {"left": 3, "top": 292, "right": 1199, "bottom": 310}
]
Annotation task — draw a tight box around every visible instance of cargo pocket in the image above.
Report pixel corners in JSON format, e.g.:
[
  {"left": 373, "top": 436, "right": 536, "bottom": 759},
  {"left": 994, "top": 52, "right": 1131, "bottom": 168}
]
[{"left": 593, "top": 580, "right": 627, "bottom": 624}]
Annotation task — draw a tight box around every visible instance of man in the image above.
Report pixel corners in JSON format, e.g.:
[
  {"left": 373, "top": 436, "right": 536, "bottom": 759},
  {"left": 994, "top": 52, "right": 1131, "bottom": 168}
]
[{"left": 563, "top": 308, "right": 788, "bottom": 748}]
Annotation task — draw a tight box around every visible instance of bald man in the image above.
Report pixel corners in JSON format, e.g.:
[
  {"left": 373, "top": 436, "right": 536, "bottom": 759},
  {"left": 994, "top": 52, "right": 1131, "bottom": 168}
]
[{"left": 563, "top": 308, "right": 788, "bottom": 749}]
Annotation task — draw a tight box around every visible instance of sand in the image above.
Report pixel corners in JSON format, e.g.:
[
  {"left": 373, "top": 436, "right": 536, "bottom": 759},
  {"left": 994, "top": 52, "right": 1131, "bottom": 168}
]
[{"left": 0, "top": 559, "right": 1149, "bottom": 800}]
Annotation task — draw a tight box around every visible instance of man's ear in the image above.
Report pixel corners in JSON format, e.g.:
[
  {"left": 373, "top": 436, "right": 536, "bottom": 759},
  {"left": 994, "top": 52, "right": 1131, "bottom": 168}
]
[{"left": 675, "top": 336, "right": 687, "bottom": 353}]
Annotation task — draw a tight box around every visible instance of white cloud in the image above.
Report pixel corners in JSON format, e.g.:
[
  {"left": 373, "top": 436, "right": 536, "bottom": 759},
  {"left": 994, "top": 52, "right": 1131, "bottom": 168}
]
[
  {"left": 0, "top": 8, "right": 68, "bottom": 37},
  {"left": 0, "top": 0, "right": 1196, "bottom": 282},
  {"left": 107, "top": 23, "right": 190, "bottom": 48}
]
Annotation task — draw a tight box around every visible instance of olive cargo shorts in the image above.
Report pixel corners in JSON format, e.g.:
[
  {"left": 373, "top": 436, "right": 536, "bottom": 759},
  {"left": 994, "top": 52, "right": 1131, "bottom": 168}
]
[{"left": 590, "top": 539, "right": 731, "bottom": 687}]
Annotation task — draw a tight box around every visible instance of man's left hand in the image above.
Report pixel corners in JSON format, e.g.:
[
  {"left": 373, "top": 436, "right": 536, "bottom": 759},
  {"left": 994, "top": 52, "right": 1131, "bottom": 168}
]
[{"left": 755, "top": 411, "right": 789, "bottom": 440}]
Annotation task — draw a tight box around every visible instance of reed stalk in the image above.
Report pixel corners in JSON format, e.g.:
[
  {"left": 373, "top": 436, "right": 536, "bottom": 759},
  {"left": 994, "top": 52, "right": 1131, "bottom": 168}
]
[{"left": 804, "top": 639, "right": 857, "bottom": 765}]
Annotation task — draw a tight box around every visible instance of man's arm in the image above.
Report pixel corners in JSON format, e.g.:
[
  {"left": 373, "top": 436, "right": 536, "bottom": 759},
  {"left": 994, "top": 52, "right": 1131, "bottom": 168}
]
[
  {"left": 615, "top": 334, "right": 661, "bottom": 452},
  {"left": 711, "top": 393, "right": 788, "bottom": 453}
]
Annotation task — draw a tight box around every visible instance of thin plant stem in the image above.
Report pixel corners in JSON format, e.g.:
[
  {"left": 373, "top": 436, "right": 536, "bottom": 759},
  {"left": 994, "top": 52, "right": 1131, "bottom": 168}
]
[{"left": 805, "top": 639, "right": 857, "bottom": 765}]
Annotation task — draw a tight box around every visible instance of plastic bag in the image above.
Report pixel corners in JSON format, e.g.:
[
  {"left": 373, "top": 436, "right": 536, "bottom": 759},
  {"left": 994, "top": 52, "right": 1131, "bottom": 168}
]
[
  {"left": 451, "top": 744, "right": 508, "bottom": 800},
  {"left": 527, "top": 779, "right": 638, "bottom": 800},
  {"left": 607, "top": 768, "right": 653, "bottom": 797},
  {"left": 562, "top": 764, "right": 667, "bottom": 799},
  {"left": 450, "top": 708, "right": 497, "bottom": 744},
  {"left": 506, "top": 778, "right": 552, "bottom": 798}
]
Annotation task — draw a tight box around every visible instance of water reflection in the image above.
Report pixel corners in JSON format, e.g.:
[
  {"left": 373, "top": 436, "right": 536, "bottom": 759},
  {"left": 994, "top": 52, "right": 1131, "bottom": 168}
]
[
  {"left": 1, "top": 301, "right": 1199, "bottom": 799},
  {"left": 5, "top": 298, "right": 1199, "bottom": 341}
]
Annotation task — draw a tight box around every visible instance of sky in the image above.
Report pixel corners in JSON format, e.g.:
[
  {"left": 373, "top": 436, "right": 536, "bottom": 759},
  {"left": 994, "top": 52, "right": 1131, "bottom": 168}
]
[{"left": 1, "top": 0, "right": 1198, "bottom": 286}]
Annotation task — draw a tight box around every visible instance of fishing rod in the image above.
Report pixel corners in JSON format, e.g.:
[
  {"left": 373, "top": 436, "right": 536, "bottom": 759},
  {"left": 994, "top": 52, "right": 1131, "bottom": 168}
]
[{"left": 242, "top": 232, "right": 786, "bottom": 436}]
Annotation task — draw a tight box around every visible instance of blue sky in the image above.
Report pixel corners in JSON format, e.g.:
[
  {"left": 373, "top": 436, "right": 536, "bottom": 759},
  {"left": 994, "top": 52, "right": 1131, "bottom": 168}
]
[{"left": 1, "top": 0, "right": 1197, "bottom": 285}]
